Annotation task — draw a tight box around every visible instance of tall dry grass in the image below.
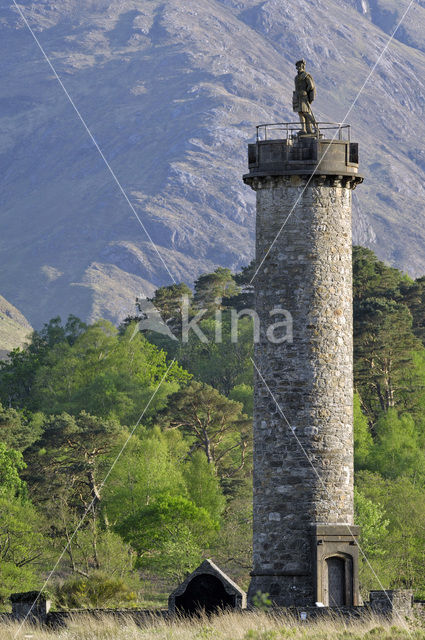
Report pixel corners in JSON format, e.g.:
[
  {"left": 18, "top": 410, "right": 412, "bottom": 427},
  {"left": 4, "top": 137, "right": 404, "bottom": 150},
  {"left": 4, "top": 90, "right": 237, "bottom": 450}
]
[{"left": 0, "top": 610, "right": 422, "bottom": 640}]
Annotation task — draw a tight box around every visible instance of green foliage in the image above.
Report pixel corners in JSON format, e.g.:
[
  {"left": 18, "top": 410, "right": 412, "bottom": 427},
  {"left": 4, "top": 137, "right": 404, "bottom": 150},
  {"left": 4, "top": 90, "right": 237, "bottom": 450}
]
[
  {"left": 93, "top": 531, "right": 137, "bottom": 580},
  {"left": 0, "top": 403, "right": 44, "bottom": 452},
  {"left": 102, "top": 427, "right": 188, "bottom": 524},
  {"left": 1, "top": 319, "right": 188, "bottom": 424},
  {"left": 183, "top": 451, "right": 226, "bottom": 521},
  {"left": 160, "top": 381, "right": 252, "bottom": 483},
  {"left": 118, "top": 495, "right": 218, "bottom": 580},
  {"left": 211, "top": 483, "right": 253, "bottom": 586},
  {"left": 0, "top": 315, "right": 87, "bottom": 410},
  {"left": 368, "top": 409, "right": 425, "bottom": 480},
  {"left": 354, "top": 298, "right": 422, "bottom": 418},
  {"left": 0, "top": 442, "right": 26, "bottom": 496},
  {"left": 353, "top": 247, "right": 425, "bottom": 424},
  {"left": 251, "top": 590, "right": 272, "bottom": 612},
  {"left": 4, "top": 248, "right": 425, "bottom": 602},
  {"left": 31, "top": 322, "right": 188, "bottom": 423},
  {"left": 58, "top": 529, "right": 138, "bottom": 584},
  {"left": 23, "top": 411, "right": 128, "bottom": 578},
  {"left": 24, "top": 411, "right": 122, "bottom": 510},
  {"left": 176, "top": 313, "right": 254, "bottom": 395},
  {"left": 353, "top": 394, "right": 373, "bottom": 470},
  {"left": 194, "top": 267, "right": 240, "bottom": 312},
  {"left": 0, "top": 492, "right": 45, "bottom": 603},
  {"left": 147, "top": 283, "right": 193, "bottom": 336},
  {"left": 354, "top": 487, "right": 389, "bottom": 559},
  {"left": 352, "top": 246, "right": 409, "bottom": 302},
  {"left": 397, "top": 349, "right": 425, "bottom": 429},
  {"left": 357, "top": 471, "right": 425, "bottom": 597},
  {"left": 350, "top": 247, "right": 425, "bottom": 597},
  {"left": 401, "top": 276, "right": 425, "bottom": 346},
  {"left": 229, "top": 384, "right": 254, "bottom": 417},
  {"left": 55, "top": 571, "right": 138, "bottom": 609}
]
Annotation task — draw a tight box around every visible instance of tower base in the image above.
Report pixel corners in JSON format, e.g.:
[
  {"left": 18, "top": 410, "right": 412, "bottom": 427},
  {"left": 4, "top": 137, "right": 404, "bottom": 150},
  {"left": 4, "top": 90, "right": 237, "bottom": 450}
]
[{"left": 248, "top": 524, "right": 360, "bottom": 608}]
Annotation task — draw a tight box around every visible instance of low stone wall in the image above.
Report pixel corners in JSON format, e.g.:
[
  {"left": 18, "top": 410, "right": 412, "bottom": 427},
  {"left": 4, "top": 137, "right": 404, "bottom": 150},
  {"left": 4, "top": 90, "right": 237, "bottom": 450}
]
[
  {"left": 0, "top": 608, "right": 168, "bottom": 628},
  {"left": 2, "top": 588, "right": 422, "bottom": 627},
  {"left": 271, "top": 605, "right": 367, "bottom": 622},
  {"left": 369, "top": 590, "right": 414, "bottom": 620},
  {"left": 46, "top": 608, "right": 168, "bottom": 627}
]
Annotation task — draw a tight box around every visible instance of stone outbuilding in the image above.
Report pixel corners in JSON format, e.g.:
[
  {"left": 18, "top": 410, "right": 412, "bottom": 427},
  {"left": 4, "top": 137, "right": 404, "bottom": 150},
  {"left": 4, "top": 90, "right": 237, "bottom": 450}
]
[{"left": 168, "top": 559, "right": 247, "bottom": 615}]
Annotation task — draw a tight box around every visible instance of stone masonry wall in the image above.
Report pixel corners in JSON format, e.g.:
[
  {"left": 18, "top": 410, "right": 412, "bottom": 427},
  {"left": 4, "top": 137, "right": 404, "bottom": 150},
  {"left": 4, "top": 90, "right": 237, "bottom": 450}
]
[{"left": 249, "top": 174, "right": 355, "bottom": 606}]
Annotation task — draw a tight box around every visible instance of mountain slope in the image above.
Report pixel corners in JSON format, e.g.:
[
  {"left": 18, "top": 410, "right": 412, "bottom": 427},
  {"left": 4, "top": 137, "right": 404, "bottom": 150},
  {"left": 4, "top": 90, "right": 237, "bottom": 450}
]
[
  {"left": 0, "top": 0, "right": 424, "bottom": 326},
  {"left": 0, "top": 295, "right": 32, "bottom": 359}
]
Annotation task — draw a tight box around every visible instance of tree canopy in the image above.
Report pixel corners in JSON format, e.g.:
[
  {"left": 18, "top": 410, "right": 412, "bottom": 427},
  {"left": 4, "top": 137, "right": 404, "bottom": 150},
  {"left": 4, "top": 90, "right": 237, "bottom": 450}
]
[{"left": 2, "top": 246, "right": 425, "bottom": 604}]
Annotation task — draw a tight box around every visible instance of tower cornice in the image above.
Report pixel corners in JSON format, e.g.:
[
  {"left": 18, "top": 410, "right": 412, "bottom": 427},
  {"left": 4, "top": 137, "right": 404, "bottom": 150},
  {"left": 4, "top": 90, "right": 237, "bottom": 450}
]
[{"left": 244, "top": 174, "right": 364, "bottom": 191}]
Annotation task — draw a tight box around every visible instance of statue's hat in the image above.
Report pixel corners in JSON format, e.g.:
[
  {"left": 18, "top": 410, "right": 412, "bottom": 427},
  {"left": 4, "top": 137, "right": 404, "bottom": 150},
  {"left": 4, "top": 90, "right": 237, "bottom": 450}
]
[{"left": 295, "top": 59, "right": 306, "bottom": 66}]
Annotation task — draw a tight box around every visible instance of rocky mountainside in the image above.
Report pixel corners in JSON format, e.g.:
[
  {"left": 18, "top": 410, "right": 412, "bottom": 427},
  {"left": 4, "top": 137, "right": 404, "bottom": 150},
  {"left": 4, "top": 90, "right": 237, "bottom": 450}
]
[
  {"left": 344, "top": 0, "right": 425, "bottom": 51},
  {"left": 1, "top": 0, "right": 424, "bottom": 326},
  {"left": 0, "top": 294, "right": 32, "bottom": 359}
]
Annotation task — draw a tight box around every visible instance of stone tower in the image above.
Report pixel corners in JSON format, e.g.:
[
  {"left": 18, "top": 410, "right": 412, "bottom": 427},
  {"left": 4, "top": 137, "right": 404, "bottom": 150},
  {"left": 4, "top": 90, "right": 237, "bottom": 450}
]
[{"left": 243, "top": 127, "right": 363, "bottom": 607}]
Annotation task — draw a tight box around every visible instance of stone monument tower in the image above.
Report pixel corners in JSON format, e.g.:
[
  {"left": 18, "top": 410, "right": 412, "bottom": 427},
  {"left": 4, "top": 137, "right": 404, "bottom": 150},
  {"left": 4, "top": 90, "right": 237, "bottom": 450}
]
[{"left": 243, "top": 75, "right": 363, "bottom": 606}]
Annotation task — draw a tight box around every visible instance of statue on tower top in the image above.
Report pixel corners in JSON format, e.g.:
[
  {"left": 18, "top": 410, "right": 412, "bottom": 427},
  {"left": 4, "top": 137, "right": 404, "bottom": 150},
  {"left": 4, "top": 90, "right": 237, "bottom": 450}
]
[{"left": 292, "top": 59, "right": 318, "bottom": 135}]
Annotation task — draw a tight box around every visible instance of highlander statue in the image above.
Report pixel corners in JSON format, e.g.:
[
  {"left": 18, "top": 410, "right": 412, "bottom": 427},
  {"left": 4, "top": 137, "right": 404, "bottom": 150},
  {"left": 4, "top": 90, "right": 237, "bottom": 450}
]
[{"left": 293, "top": 59, "right": 318, "bottom": 135}]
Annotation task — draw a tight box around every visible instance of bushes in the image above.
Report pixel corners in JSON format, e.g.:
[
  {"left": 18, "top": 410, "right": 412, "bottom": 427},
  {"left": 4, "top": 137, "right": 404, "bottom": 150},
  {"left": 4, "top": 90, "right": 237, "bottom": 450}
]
[{"left": 55, "top": 572, "right": 138, "bottom": 609}]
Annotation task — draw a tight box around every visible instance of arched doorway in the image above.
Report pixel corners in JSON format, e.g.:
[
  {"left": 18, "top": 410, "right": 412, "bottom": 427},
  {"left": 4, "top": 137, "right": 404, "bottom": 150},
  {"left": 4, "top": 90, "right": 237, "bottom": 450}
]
[
  {"left": 174, "top": 574, "right": 235, "bottom": 615},
  {"left": 314, "top": 525, "right": 360, "bottom": 607},
  {"left": 327, "top": 556, "right": 346, "bottom": 606}
]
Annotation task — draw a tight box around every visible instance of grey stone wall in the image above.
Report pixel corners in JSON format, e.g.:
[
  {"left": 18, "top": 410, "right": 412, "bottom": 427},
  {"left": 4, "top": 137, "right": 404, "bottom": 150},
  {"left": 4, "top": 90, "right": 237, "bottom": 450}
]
[
  {"left": 248, "top": 174, "right": 357, "bottom": 606},
  {"left": 369, "top": 590, "right": 414, "bottom": 619}
]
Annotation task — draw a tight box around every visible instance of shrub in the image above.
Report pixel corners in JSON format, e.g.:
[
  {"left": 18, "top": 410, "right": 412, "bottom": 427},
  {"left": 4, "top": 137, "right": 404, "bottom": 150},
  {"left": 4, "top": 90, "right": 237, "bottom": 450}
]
[{"left": 54, "top": 572, "right": 137, "bottom": 609}]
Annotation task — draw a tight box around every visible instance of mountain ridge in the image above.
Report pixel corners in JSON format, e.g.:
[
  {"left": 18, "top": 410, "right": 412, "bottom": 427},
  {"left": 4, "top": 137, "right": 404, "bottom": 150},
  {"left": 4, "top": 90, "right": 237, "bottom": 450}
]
[{"left": 1, "top": 0, "right": 424, "bottom": 326}]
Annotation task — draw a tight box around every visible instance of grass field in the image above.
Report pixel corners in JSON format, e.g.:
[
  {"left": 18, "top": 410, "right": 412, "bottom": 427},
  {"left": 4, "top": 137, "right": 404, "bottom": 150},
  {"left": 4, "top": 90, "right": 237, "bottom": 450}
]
[{"left": 0, "top": 611, "right": 422, "bottom": 640}]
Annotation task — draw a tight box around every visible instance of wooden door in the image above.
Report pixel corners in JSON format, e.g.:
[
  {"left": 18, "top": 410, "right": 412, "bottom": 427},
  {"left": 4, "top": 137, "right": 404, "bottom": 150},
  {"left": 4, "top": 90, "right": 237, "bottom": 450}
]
[{"left": 327, "top": 556, "right": 346, "bottom": 606}]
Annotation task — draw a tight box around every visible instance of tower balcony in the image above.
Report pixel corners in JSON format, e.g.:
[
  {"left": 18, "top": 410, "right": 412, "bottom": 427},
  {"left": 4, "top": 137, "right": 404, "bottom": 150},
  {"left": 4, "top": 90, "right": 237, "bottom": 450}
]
[{"left": 244, "top": 122, "right": 363, "bottom": 185}]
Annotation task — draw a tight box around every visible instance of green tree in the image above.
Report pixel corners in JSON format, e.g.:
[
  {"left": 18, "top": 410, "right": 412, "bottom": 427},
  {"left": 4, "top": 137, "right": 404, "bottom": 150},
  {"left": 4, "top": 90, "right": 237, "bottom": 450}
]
[
  {"left": 183, "top": 451, "right": 226, "bottom": 522},
  {"left": 352, "top": 246, "right": 425, "bottom": 427},
  {"left": 177, "top": 313, "right": 254, "bottom": 395},
  {"left": 397, "top": 349, "right": 425, "bottom": 429},
  {"left": 354, "top": 298, "right": 422, "bottom": 419},
  {"left": 368, "top": 409, "right": 425, "bottom": 480},
  {"left": 0, "top": 316, "right": 86, "bottom": 410},
  {"left": 353, "top": 393, "right": 373, "bottom": 470},
  {"left": 354, "top": 487, "right": 389, "bottom": 559},
  {"left": 400, "top": 276, "right": 425, "bottom": 346},
  {"left": 102, "top": 427, "right": 187, "bottom": 525},
  {"left": 354, "top": 486, "right": 389, "bottom": 596},
  {"left": 0, "top": 442, "right": 46, "bottom": 603},
  {"left": 211, "top": 481, "right": 253, "bottom": 587},
  {"left": 23, "top": 412, "right": 123, "bottom": 576},
  {"left": 147, "top": 283, "right": 193, "bottom": 336},
  {"left": 353, "top": 246, "right": 408, "bottom": 303},
  {"left": 31, "top": 322, "right": 188, "bottom": 424},
  {"left": 0, "top": 493, "right": 45, "bottom": 604},
  {"left": 51, "top": 528, "right": 137, "bottom": 588},
  {"left": 0, "top": 403, "right": 44, "bottom": 452},
  {"left": 229, "top": 384, "right": 254, "bottom": 418},
  {"left": 224, "top": 260, "right": 255, "bottom": 311},
  {"left": 160, "top": 381, "right": 252, "bottom": 483},
  {"left": 117, "top": 495, "right": 218, "bottom": 580},
  {"left": 0, "top": 442, "right": 27, "bottom": 497},
  {"left": 193, "top": 267, "right": 240, "bottom": 312},
  {"left": 357, "top": 471, "right": 425, "bottom": 597}
]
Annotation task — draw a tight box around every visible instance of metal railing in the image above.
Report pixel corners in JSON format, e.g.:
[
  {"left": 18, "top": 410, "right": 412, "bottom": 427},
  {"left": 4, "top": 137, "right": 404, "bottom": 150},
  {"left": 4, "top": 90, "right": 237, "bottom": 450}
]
[{"left": 256, "top": 122, "right": 351, "bottom": 142}]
